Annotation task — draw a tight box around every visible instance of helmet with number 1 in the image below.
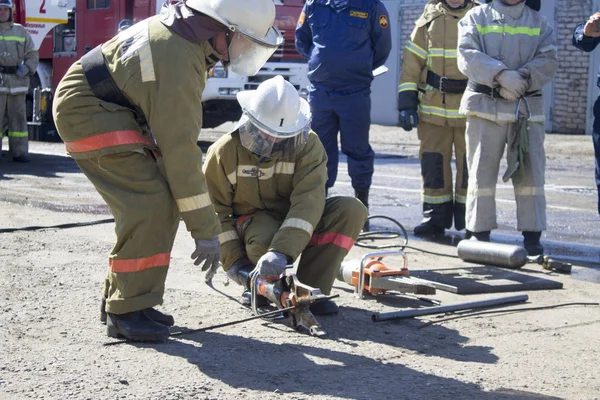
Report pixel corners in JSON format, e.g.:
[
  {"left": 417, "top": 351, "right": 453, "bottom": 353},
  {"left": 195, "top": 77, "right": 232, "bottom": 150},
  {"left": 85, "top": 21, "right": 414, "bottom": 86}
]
[
  {"left": 236, "top": 75, "right": 311, "bottom": 158},
  {"left": 185, "top": 0, "right": 284, "bottom": 76}
]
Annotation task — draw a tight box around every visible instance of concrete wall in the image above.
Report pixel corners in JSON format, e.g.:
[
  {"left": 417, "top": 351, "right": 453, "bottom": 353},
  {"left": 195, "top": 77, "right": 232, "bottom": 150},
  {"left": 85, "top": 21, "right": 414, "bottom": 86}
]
[{"left": 371, "top": 0, "right": 598, "bottom": 134}]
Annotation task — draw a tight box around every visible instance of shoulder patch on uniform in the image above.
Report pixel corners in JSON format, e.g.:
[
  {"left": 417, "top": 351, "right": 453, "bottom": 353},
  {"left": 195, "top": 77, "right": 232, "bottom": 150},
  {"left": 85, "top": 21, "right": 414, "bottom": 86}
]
[
  {"left": 379, "top": 14, "right": 389, "bottom": 28},
  {"left": 298, "top": 11, "right": 306, "bottom": 26},
  {"left": 350, "top": 10, "right": 369, "bottom": 19}
]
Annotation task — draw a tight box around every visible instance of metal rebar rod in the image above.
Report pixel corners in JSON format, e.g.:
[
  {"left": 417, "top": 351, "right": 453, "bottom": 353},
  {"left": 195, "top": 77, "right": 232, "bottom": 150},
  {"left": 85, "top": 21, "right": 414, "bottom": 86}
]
[{"left": 372, "top": 294, "right": 529, "bottom": 322}]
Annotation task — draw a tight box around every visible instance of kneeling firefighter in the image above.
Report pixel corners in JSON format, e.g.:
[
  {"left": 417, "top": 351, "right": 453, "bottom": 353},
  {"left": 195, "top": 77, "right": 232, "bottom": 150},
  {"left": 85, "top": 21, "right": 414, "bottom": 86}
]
[
  {"left": 202, "top": 75, "right": 368, "bottom": 316},
  {"left": 398, "top": 0, "right": 479, "bottom": 237},
  {"left": 52, "top": 0, "right": 283, "bottom": 342}
]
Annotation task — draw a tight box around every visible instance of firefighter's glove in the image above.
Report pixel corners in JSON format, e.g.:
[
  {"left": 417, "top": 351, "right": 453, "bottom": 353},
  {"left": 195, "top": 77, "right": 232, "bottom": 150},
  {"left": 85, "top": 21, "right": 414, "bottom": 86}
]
[
  {"left": 227, "top": 258, "right": 254, "bottom": 288},
  {"left": 398, "top": 109, "right": 419, "bottom": 132},
  {"left": 255, "top": 251, "right": 288, "bottom": 278},
  {"left": 496, "top": 70, "right": 528, "bottom": 99},
  {"left": 191, "top": 237, "right": 221, "bottom": 283},
  {"left": 15, "top": 63, "right": 29, "bottom": 79}
]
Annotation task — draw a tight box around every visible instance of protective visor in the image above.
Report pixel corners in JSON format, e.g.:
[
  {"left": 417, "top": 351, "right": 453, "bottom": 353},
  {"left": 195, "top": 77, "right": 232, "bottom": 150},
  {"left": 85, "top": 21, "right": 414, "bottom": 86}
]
[
  {"left": 237, "top": 114, "right": 310, "bottom": 159},
  {"left": 227, "top": 26, "right": 283, "bottom": 76}
]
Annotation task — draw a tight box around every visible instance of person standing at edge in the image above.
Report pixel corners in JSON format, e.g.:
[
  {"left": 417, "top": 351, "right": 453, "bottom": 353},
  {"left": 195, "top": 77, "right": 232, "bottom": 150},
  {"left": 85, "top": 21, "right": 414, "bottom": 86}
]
[
  {"left": 0, "top": 0, "right": 38, "bottom": 162},
  {"left": 52, "top": 0, "right": 283, "bottom": 342},
  {"left": 573, "top": 12, "right": 600, "bottom": 217},
  {"left": 397, "top": 0, "right": 478, "bottom": 237},
  {"left": 295, "top": 0, "right": 392, "bottom": 230}
]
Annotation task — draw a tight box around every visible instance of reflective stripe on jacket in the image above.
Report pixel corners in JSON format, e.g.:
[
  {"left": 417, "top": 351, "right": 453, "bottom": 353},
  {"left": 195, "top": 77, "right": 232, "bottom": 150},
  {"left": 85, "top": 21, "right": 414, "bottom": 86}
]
[
  {"left": 457, "top": 0, "right": 558, "bottom": 123},
  {"left": 0, "top": 21, "right": 38, "bottom": 95},
  {"left": 398, "top": 1, "right": 477, "bottom": 127},
  {"left": 203, "top": 131, "right": 328, "bottom": 269}
]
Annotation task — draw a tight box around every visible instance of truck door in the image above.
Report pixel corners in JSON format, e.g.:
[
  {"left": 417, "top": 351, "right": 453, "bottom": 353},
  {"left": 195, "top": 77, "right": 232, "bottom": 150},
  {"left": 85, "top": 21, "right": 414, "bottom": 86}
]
[{"left": 76, "top": 0, "right": 118, "bottom": 56}]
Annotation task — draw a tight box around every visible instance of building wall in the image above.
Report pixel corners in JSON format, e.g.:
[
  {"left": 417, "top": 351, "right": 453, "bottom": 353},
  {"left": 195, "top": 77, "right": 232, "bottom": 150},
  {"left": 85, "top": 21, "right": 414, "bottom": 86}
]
[
  {"left": 393, "top": 0, "right": 594, "bottom": 134},
  {"left": 553, "top": 0, "right": 592, "bottom": 134}
]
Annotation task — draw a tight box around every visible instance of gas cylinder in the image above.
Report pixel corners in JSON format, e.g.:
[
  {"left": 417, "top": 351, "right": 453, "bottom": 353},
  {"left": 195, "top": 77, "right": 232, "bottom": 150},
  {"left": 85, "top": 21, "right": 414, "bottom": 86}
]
[{"left": 457, "top": 240, "right": 528, "bottom": 269}]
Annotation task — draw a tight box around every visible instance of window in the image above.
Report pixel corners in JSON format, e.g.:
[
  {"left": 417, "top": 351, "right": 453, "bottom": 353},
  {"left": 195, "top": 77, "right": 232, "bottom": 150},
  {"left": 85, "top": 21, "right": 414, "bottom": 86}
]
[{"left": 87, "top": 0, "right": 110, "bottom": 10}]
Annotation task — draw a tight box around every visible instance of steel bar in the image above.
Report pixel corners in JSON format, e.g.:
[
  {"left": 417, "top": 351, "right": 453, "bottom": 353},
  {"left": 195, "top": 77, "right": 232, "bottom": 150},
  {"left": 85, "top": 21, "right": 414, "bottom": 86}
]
[{"left": 372, "top": 294, "right": 529, "bottom": 322}]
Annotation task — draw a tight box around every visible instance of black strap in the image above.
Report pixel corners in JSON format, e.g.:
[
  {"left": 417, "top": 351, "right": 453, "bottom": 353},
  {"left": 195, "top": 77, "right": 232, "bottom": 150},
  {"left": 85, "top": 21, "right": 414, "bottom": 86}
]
[
  {"left": 467, "top": 81, "right": 540, "bottom": 99},
  {"left": 0, "top": 66, "right": 18, "bottom": 74},
  {"left": 426, "top": 71, "right": 468, "bottom": 94},
  {"left": 80, "top": 46, "right": 147, "bottom": 126}
]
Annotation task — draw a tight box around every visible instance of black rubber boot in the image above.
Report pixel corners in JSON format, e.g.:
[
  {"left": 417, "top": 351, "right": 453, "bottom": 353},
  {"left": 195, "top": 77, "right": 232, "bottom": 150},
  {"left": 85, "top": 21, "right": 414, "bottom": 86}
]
[
  {"left": 12, "top": 155, "right": 30, "bottom": 163},
  {"left": 468, "top": 230, "right": 491, "bottom": 242},
  {"left": 309, "top": 299, "right": 339, "bottom": 315},
  {"left": 453, "top": 202, "right": 466, "bottom": 231},
  {"left": 522, "top": 231, "right": 544, "bottom": 256},
  {"left": 355, "top": 189, "right": 370, "bottom": 231},
  {"left": 106, "top": 311, "right": 170, "bottom": 342},
  {"left": 100, "top": 297, "right": 175, "bottom": 326},
  {"left": 413, "top": 221, "right": 445, "bottom": 236}
]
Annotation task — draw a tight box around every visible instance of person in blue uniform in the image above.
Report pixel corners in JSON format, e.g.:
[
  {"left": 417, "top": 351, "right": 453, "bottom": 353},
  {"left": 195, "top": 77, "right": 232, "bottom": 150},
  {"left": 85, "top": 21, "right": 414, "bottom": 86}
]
[
  {"left": 295, "top": 0, "right": 392, "bottom": 228},
  {"left": 573, "top": 12, "right": 600, "bottom": 217}
]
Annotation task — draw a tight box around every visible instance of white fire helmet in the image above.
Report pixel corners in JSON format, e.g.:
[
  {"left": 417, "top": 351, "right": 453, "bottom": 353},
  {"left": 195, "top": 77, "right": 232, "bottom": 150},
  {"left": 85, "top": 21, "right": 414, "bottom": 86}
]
[
  {"left": 185, "top": 0, "right": 284, "bottom": 76},
  {"left": 235, "top": 75, "right": 311, "bottom": 159}
]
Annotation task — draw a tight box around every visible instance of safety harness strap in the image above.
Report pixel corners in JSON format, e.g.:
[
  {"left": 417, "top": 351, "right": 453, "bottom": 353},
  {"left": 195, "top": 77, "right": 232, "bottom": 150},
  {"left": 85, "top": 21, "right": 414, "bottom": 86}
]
[{"left": 81, "top": 46, "right": 148, "bottom": 126}]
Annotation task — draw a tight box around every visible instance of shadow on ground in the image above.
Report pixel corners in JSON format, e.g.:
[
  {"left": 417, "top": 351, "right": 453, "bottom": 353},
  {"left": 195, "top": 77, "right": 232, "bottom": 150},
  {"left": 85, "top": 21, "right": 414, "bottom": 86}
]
[{"left": 0, "top": 151, "right": 80, "bottom": 179}]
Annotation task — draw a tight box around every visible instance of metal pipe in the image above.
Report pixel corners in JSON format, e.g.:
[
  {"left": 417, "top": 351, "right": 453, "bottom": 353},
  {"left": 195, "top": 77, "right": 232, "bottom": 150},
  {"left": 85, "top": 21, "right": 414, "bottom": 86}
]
[
  {"left": 372, "top": 294, "right": 529, "bottom": 322},
  {"left": 457, "top": 240, "right": 529, "bottom": 269}
]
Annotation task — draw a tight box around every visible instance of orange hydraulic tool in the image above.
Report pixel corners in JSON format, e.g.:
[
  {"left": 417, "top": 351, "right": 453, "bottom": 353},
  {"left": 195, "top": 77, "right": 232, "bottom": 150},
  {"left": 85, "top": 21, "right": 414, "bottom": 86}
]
[
  {"left": 250, "top": 272, "right": 331, "bottom": 337},
  {"left": 338, "top": 249, "right": 436, "bottom": 299}
]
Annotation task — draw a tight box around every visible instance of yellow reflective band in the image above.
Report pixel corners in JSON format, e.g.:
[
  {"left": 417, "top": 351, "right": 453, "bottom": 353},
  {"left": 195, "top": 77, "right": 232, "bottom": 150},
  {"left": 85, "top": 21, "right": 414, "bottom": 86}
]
[
  {"left": 237, "top": 162, "right": 295, "bottom": 180},
  {"left": 455, "top": 194, "right": 467, "bottom": 204},
  {"left": 0, "top": 36, "right": 25, "bottom": 42},
  {"left": 476, "top": 24, "right": 540, "bottom": 37},
  {"left": 514, "top": 186, "right": 545, "bottom": 196},
  {"left": 281, "top": 218, "right": 313, "bottom": 235},
  {"left": 398, "top": 82, "right": 418, "bottom": 93},
  {"left": 218, "top": 230, "right": 239, "bottom": 244},
  {"left": 176, "top": 192, "right": 212, "bottom": 212},
  {"left": 405, "top": 41, "right": 427, "bottom": 60},
  {"left": 428, "top": 48, "right": 458, "bottom": 58},
  {"left": 468, "top": 187, "right": 495, "bottom": 197},
  {"left": 226, "top": 170, "right": 237, "bottom": 186},
  {"left": 422, "top": 194, "right": 453, "bottom": 204},
  {"left": 419, "top": 105, "right": 464, "bottom": 119},
  {"left": 8, "top": 131, "right": 28, "bottom": 138},
  {"left": 27, "top": 17, "right": 68, "bottom": 24},
  {"left": 139, "top": 41, "right": 156, "bottom": 82}
]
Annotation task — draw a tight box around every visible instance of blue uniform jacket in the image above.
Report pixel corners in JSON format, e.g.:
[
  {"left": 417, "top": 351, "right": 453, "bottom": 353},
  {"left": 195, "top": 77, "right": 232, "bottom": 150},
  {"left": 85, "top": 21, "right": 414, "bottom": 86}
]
[
  {"left": 572, "top": 24, "right": 600, "bottom": 52},
  {"left": 295, "top": 0, "right": 392, "bottom": 92}
]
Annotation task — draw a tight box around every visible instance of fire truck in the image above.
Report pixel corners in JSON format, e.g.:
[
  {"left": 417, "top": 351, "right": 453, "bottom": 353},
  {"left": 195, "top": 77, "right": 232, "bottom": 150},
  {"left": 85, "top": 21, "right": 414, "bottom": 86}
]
[{"left": 14, "top": 0, "right": 308, "bottom": 140}]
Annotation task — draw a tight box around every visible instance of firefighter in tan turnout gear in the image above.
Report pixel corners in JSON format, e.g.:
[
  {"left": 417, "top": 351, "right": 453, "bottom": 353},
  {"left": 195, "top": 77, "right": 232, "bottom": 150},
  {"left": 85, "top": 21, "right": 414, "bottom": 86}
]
[
  {"left": 0, "top": 0, "right": 38, "bottom": 162},
  {"left": 52, "top": 0, "right": 284, "bottom": 342},
  {"left": 203, "top": 75, "right": 368, "bottom": 316},
  {"left": 398, "top": 0, "right": 477, "bottom": 237},
  {"left": 457, "top": 0, "right": 557, "bottom": 255}
]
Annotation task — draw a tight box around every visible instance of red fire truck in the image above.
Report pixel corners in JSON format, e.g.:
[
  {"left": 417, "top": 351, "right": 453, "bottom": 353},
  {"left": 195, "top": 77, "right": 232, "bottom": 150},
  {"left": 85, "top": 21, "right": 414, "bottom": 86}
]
[{"left": 14, "top": 0, "right": 308, "bottom": 139}]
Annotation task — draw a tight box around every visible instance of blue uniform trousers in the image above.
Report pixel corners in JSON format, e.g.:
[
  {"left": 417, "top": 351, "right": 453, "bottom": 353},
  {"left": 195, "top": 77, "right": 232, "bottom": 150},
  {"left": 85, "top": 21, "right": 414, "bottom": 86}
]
[
  {"left": 309, "top": 87, "right": 374, "bottom": 192},
  {"left": 592, "top": 97, "right": 600, "bottom": 215}
]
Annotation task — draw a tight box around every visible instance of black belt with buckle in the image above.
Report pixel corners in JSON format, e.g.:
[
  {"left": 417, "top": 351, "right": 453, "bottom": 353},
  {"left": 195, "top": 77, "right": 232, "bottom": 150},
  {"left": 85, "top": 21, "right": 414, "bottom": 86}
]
[
  {"left": 467, "top": 81, "right": 540, "bottom": 99},
  {"left": 0, "top": 66, "right": 18, "bottom": 74},
  {"left": 426, "top": 71, "right": 468, "bottom": 94}
]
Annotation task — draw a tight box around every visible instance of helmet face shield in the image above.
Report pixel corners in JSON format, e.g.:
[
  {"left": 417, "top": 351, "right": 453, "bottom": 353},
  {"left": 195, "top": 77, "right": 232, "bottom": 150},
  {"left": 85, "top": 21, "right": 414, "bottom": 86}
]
[
  {"left": 238, "top": 115, "right": 310, "bottom": 159},
  {"left": 227, "top": 26, "right": 283, "bottom": 76}
]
